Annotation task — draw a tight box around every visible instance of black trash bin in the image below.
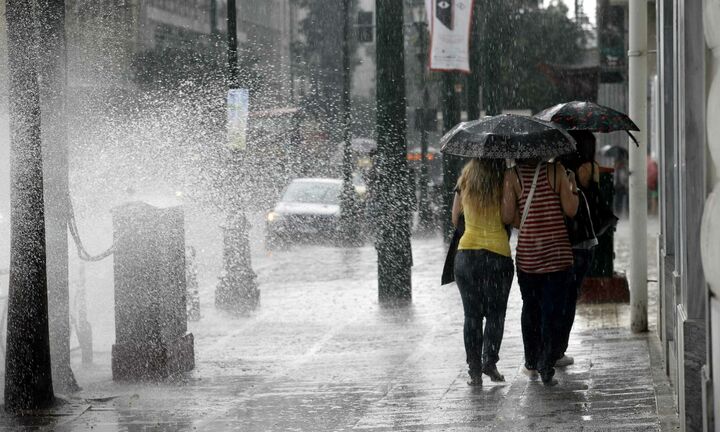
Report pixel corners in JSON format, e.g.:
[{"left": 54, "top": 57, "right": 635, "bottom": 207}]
[{"left": 111, "top": 202, "right": 195, "bottom": 380}]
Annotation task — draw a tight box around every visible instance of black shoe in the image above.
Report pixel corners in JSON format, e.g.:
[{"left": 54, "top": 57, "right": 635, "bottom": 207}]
[
  {"left": 482, "top": 365, "right": 505, "bottom": 382},
  {"left": 467, "top": 374, "right": 483, "bottom": 386},
  {"left": 555, "top": 355, "right": 574, "bottom": 367},
  {"left": 540, "top": 370, "right": 557, "bottom": 387},
  {"left": 542, "top": 377, "right": 559, "bottom": 387}
]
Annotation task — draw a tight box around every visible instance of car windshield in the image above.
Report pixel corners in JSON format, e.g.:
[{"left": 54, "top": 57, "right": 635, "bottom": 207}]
[{"left": 282, "top": 181, "right": 341, "bottom": 205}]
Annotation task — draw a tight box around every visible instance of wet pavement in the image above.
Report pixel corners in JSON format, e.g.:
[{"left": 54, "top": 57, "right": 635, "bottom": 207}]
[{"left": 0, "top": 218, "right": 679, "bottom": 431}]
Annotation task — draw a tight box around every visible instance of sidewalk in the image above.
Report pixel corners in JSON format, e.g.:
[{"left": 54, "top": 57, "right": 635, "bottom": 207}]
[{"left": 0, "top": 226, "right": 679, "bottom": 431}]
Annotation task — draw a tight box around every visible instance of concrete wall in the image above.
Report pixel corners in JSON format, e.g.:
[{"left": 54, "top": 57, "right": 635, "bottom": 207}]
[
  {"left": 702, "top": 0, "right": 720, "bottom": 428},
  {"left": 658, "top": 0, "right": 719, "bottom": 429}
]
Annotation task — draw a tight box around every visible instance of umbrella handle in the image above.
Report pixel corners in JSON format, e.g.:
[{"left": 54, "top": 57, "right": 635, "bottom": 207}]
[{"left": 627, "top": 131, "right": 639, "bottom": 147}]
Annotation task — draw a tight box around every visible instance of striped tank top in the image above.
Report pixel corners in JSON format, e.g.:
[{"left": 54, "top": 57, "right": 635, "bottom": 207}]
[{"left": 516, "top": 163, "right": 573, "bottom": 274}]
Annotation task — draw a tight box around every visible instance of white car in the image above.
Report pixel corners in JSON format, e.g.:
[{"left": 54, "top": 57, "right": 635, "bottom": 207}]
[{"left": 266, "top": 178, "right": 346, "bottom": 247}]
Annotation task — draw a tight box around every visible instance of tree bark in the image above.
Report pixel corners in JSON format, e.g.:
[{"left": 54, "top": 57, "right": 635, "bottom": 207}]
[
  {"left": 37, "top": 0, "right": 79, "bottom": 394},
  {"left": 375, "top": 0, "right": 412, "bottom": 302},
  {"left": 4, "top": 0, "right": 56, "bottom": 411}
]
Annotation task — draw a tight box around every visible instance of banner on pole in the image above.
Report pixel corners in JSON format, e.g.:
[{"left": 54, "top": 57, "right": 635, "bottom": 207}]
[
  {"left": 426, "top": 0, "right": 474, "bottom": 72},
  {"left": 227, "top": 89, "right": 249, "bottom": 150}
]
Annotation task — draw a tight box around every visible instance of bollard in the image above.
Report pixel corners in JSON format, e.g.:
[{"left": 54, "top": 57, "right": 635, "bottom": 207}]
[
  {"left": 578, "top": 167, "right": 630, "bottom": 303},
  {"left": 111, "top": 202, "right": 194, "bottom": 380}
]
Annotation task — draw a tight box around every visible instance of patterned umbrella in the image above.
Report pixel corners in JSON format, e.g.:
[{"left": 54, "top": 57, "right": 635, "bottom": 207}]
[
  {"left": 535, "top": 101, "right": 640, "bottom": 144},
  {"left": 440, "top": 114, "right": 576, "bottom": 160}
]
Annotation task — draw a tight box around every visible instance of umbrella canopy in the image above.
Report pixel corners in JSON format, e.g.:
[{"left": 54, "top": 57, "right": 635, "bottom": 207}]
[
  {"left": 535, "top": 101, "right": 639, "bottom": 132},
  {"left": 440, "top": 114, "right": 576, "bottom": 160},
  {"left": 535, "top": 100, "right": 639, "bottom": 145}
]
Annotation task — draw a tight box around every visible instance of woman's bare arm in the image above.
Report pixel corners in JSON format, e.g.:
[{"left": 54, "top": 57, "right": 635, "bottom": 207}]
[
  {"left": 577, "top": 161, "right": 593, "bottom": 189},
  {"left": 556, "top": 163, "right": 579, "bottom": 217},
  {"left": 501, "top": 170, "right": 519, "bottom": 226}
]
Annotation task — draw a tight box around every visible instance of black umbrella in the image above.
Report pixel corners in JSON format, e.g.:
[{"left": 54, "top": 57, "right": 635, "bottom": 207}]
[
  {"left": 534, "top": 101, "right": 640, "bottom": 145},
  {"left": 440, "top": 114, "right": 576, "bottom": 160}
]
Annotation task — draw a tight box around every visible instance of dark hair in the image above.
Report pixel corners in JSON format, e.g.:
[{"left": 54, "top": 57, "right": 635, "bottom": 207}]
[{"left": 569, "top": 130, "right": 596, "bottom": 163}]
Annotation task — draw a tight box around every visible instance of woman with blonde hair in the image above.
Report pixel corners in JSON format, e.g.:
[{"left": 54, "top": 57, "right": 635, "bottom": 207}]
[{"left": 452, "top": 158, "right": 514, "bottom": 386}]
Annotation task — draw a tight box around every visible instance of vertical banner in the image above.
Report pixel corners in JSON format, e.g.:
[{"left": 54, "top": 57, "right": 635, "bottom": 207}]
[
  {"left": 227, "top": 89, "right": 249, "bottom": 150},
  {"left": 426, "top": 0, "right": 474, "bottom": 72}
]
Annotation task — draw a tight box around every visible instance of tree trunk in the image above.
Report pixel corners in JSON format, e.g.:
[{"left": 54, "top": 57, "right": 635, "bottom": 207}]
[
  {"left": 4, "top": 0, "right": 56, "bottom": 411},
  {"left": 375, "top": 0, "right": 412, "bottom": 302},
  {"left": 37, "top": 0, "right": 79, "bottom": 394}
]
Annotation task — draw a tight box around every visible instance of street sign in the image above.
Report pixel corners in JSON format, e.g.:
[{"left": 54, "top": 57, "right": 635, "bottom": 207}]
[
  {"left": 426, "top": 0, "right": 473, "bottom": 72},
  {"left": 227, "top": 89, "right": 249, "bottom": 150}
]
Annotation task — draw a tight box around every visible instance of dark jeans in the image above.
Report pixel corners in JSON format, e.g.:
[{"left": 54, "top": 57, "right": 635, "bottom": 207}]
[
  {"left": 557, "top": 248, "right": 596, "bottom": 359},
  {"left": 454, "top": 250, "right": 514, "bottom": 377},
  {"left": 518, "top": 268, "right": 573, "bottom": 380}
]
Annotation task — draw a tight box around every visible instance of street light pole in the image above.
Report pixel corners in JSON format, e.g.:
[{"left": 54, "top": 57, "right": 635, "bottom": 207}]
[
  {"left": 227, "top": 0, "right": 239, "bottom": 88},
  {"left": 215, "top": 0, "right": 260, "bottom": 312},
  {"left": 441, "top": 72, "right": 461, "bottom": 242}
]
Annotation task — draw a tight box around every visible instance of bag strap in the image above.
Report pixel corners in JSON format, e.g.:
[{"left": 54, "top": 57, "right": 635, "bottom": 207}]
[
  {"left": 519, "top": 162, "right": 542, "bottom": 232},
  {"left": 575, "top": 189, "right": 599, "bottom": 249}
]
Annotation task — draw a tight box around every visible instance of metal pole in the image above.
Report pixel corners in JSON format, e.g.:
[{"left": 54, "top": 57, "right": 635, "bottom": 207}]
[
  {"left": 339, "top": 0, "right": 358, "bottom": 245},
  {"left": 210, "top": 0, "right": 217, "bottom": 36},
  {"left": 417, "top": 22, "right": 433, "bottom": 234},
  {"left": 288, "top": 0, "right": 295, "bottom": 105},
  {"left": 441, "top": 72, "right": 461, "bottom": 242},
  {"left": 215, "top": 0, "right": 260, "bottom": 311},
  {"left": 227, "top": 0, "right": 239, "bottom": 88},
  {"left": 628, "top": 0, "right": 648, "bottom": 333}
]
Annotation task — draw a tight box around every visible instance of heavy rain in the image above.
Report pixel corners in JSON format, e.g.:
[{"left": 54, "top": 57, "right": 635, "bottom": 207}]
[{"left": 0, "top": 0, "right": 714, "bottom": 430}]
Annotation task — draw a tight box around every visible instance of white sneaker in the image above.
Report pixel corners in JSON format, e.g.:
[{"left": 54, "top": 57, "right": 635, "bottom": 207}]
[
  {"left": 555, "top": 355, "right": 575, "bottom": 367},
  {"left": 522, "top": 365, "right": 539, "bottom": 380}
]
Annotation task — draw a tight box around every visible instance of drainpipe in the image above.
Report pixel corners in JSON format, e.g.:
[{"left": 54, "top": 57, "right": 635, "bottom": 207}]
[{"left": 629, "top": 0, "right": 648, "bottom": 333}]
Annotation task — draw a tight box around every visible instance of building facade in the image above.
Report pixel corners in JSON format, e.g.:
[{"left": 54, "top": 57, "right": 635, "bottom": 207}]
[
  {"left": 66, "top": 0, "right": 292, "bottom": 108},
  {"left": 656, "top": 0, "right": 720, "bottom": 430}
]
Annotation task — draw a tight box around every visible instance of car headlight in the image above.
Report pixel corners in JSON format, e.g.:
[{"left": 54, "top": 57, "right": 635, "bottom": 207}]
[{"left": 267, "top": 211, "right": 281, "bottom": 222}]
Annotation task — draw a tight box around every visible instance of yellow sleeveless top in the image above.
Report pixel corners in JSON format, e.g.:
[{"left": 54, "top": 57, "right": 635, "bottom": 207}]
[{"left": 458, "top": 202, "right": 511, "bottom": 257}]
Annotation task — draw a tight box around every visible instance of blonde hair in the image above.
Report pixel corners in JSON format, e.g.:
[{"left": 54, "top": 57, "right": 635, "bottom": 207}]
[{"left": 456, "top": 158, "right": 505, "bottom": 212}]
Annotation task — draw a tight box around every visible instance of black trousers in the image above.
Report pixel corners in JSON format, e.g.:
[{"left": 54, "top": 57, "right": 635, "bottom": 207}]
[
  {"left": 454, "top": 249, "right": 514, "bottom": 377},
  {"left": 557, "top": 248, "right": 595, "bottom": 359},
  {"left": 518, "top": 268, "right": 573, "bottom": 379}
]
